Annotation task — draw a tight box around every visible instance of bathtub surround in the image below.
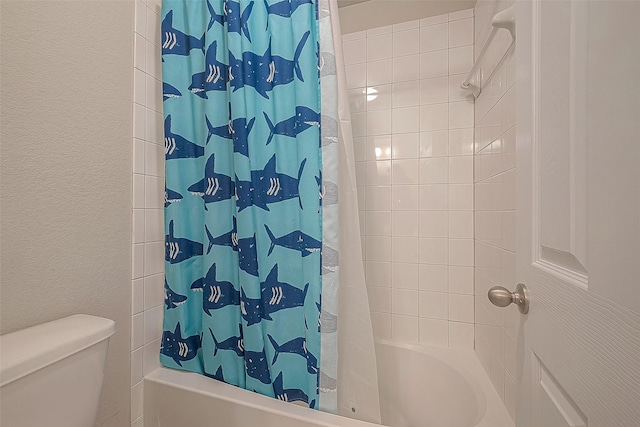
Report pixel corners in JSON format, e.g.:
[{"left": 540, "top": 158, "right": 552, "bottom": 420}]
[
  {"left": 343, "top": 9, "right": 476, "bottom": 348},
  {"left": 0, "top": 1, "right": 134, "bottom": 426},
  {"left": 131, "top": 1, "right": 165, "bottom": 426},
  {"left": 472, "top": 0, "right": 517, "bottom": 420}
]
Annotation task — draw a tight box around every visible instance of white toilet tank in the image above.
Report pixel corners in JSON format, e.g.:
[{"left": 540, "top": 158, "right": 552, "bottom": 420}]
[{"left": 0, "top": 314, "right": 115, "bottom": 427}]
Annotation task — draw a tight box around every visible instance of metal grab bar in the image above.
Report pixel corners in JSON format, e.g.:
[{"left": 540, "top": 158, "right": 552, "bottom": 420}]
[{"left": 461, "top": 6, "right": 516, "bottom": 98}]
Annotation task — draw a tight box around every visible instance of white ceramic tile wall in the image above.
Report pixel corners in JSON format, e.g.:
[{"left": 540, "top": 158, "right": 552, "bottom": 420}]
[
  {"left": 131, "top": 1, "right": 163, "bottom": 425},
  {"left": 473, "top": 0, "right": 517, "bottom": 421},
  {"left": 343, "top": 9, "right": 475, "bottom": 349}
]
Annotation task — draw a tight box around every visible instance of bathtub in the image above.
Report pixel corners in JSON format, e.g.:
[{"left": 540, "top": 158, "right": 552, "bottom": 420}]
[
  {"left": 375, "top": 340, "right": 513, "bottom": 427},
  {"left": 144, "top": 341, "right": 514, "bottom": 427}
]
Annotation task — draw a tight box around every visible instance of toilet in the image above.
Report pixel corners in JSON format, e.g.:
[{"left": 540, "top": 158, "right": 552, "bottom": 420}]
[{"left": 0, "top": 314, "right": 115, "bottom": 427}]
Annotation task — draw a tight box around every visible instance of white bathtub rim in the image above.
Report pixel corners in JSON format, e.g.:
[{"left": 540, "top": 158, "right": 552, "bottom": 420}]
[
  {"left": 145, "top": 367, "right": 386, "bottom": 427},
  {"left": 374, "top": 339, "right": 514, "bottom": 427},
  {"left": 145, "top": 341, "right": 513, "bottom": 427}
]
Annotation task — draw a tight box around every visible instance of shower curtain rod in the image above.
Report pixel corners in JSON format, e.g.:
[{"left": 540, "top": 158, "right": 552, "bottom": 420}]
[{"left": 460, "top": 6, "right": 515, "bottom": 98}]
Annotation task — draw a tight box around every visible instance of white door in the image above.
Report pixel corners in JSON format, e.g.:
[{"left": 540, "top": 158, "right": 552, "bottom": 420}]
[{"left": 515, "top": 0, "right": 640, "bottom": 426}]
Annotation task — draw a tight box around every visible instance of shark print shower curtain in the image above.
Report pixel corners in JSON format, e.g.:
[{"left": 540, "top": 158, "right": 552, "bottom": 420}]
[{"left": 160, "top": 0, "right": 339, "bottom": 412}]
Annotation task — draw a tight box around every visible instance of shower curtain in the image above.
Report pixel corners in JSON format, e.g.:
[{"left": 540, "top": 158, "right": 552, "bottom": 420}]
[{"left": 160, "top": 0, "right": 380, "bottom": 421}]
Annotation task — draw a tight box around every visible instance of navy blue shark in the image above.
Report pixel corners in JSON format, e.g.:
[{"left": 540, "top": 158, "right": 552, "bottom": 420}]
[
  {"left": 162, "top": 83, "right": 182, "bottom": 101},
  {"left": 205, "top": 114, "right": 255, "bottom": 158},
  {"left": 161, "top": 10, "right": 205, "bottom": 58},
  {"left": 165, "top": 116, "right": 204, "bottom": 160},
  {"left": 273, "top": 372, "right": 311, "bottom": 406},
  {"left": 264, "top": 0, "right": 313, "bottom": 18},
  {"left": 210, "top": 326, "right": 244, "bottom": 357},
  {"left": 261, "top": 264, "right": 308, "bottom": 317},
  {"left": 165, "top": 279, "right": 188, "bottom": 309},
  {"left": 227, "top": 0, "right": 254, "bottom": 41},
  {"left": 235, "top": 154, "right": 305, "bottom": 212},
  {"left": 190, "top": 264, "right": 240, "bottom": 315},
  {"left": 245, "top": 347, "right": 271, "bottom": 384},
  {"left": 228, "top": 31, "right": 310, "bottom": 99},
  {"left": 206, "top": 1, "right": 224, "bottom": 30},
  {"left": 268, "top": 334, "right": 318, "bottom": 374},
  {"left": 263, "top": 106, "right": 319, "bottom": 145},
  {"left": 239, "top": 289, "right": 262, "bottom": 326},
  {"left": 240, "top": 266, "right": 308, "bottom": 326},
  {"left": 187, "top": 154, "right": 235, "bottom": 208},
  {"left": 189, "top": 42, "right": 228, "bottom": 99},
  {"left": 205, "top": 220, "right": 259, "bottom": 277},
  {"left": 205, "top": 365, "right": 225, "bottom": 382},
  {"left": 161, "top": 323, "right": 202, "bottom": 367},
  {"left": 164, "top": 187, "right": 183, "bottom": 208},
  {"left": 165, "top": 220, "right": 203, "bottom": 264},
  {"left": 264, "top": 225, "right": 321, "bottom": 257}
]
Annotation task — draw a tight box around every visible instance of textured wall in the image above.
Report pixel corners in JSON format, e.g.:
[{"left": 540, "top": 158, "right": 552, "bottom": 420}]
[
  {"left": 130, "top": 0, "right": 165, "bottom": 425},
  {"left": 0, "top": 2, "right": 133, "bottom": 426}
]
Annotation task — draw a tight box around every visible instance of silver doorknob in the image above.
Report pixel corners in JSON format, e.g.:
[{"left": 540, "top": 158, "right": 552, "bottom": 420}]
[{"left": 488, "top": 283, "right": 529, "bottom": 314}]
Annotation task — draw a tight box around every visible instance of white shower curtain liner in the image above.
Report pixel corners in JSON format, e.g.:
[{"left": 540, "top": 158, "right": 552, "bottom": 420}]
[{"left": 325, "top": 0, "right": 382, "bottom": 423}]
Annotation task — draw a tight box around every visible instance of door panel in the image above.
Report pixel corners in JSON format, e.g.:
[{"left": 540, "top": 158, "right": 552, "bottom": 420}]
[{"left": 516, "top": 1, "right": 640, "bottom": 426}]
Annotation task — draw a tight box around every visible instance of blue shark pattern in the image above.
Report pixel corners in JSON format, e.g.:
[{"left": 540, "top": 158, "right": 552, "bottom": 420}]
[
  {"left": 164, "top": 187, "right": 183, "bottom": 208},
  {"left": 260, "top": 264, "right": 308, "bottom": 317},
  {"left": 163, "top": 83, "right": 182, "bottom": 101},
  {"left": 268, "top": 334, "right": 318, "bottom": 374},
  {"left": 240, "top": 265, "right": 308, "bottom": 325},
  {"left": 264, "top": 224, "right": 321, "bottom": 257},
  {"left": 165, "top": 279, "right": 188, "bottom": 309},
  {"left": 205, "top": 114, "right": 255, "bottom": 158},
  {"left": 190, "top": 264, "right": 240, "bottom": 315},
  {"left": 264, "top": 0, "right": 313, "bottom": 18},
  {"left": 211, "top": 326, "right": 244, "bottom": 357},
  {"left": 264, "top": 106, "right": 319, "bottom": 145},
  {"left": 162, "top": 11, "right": 205, "bottom": 58},
  {"left": 164, "top": 116, "right": 204, "bottom": 159},
  {"left": 205, "top": 220, "right": 259, "bottom": 276},
  {"left": 161, "top": 323, "right": 202, "bottom": 367},
  {"left": 245, "top": 347, "right": 271, "bottom": 384},
  {"left": 189, "top": 42, "right": 229, "bottom": 99},
  {"left": 187, "top": 154, "right": 235, "bottom": 207},
  {"left": 227, "top": 1, "right": 254, "bottom": 41},
  {"left": 235, "top": 155, "right": 305, "bottom": 211},
  {"left": 229, "top": 31, "right": 310, "bottom": 99},
  {"left": 161, "top": 0, "right": 325, "bottom": 410},
  {"left": 273, "top": 372, "right": 310, "bottom": 405},
  {"left": 205, "top": 365, "right": 226, "bottom": 382},
  {"left": 206, "top": 1, "right": 225, "bottom": 30},
  {"left": 165, "top": 220, "right": 203, "bottom": 264}
]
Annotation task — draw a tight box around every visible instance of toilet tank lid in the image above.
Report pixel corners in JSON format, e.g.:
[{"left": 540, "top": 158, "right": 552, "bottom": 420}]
[{"left": 0, "top": 314, "right": 115, "bottom": 387}]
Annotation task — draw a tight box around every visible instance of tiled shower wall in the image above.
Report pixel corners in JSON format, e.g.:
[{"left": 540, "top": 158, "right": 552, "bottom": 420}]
[
  {"left": 343, "top": 9, "right": 476, "bottom": 348},
  {"left": 473, "top": 0, "right": 517, "bottom": 420},
  {"left": 131, "top": 0, "right": 164, "bottom": 426}
]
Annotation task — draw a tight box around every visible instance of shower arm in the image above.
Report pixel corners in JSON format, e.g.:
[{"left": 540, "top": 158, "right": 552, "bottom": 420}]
[{"left": 460, "top": 6, "right": 516, "bottom": 98}]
